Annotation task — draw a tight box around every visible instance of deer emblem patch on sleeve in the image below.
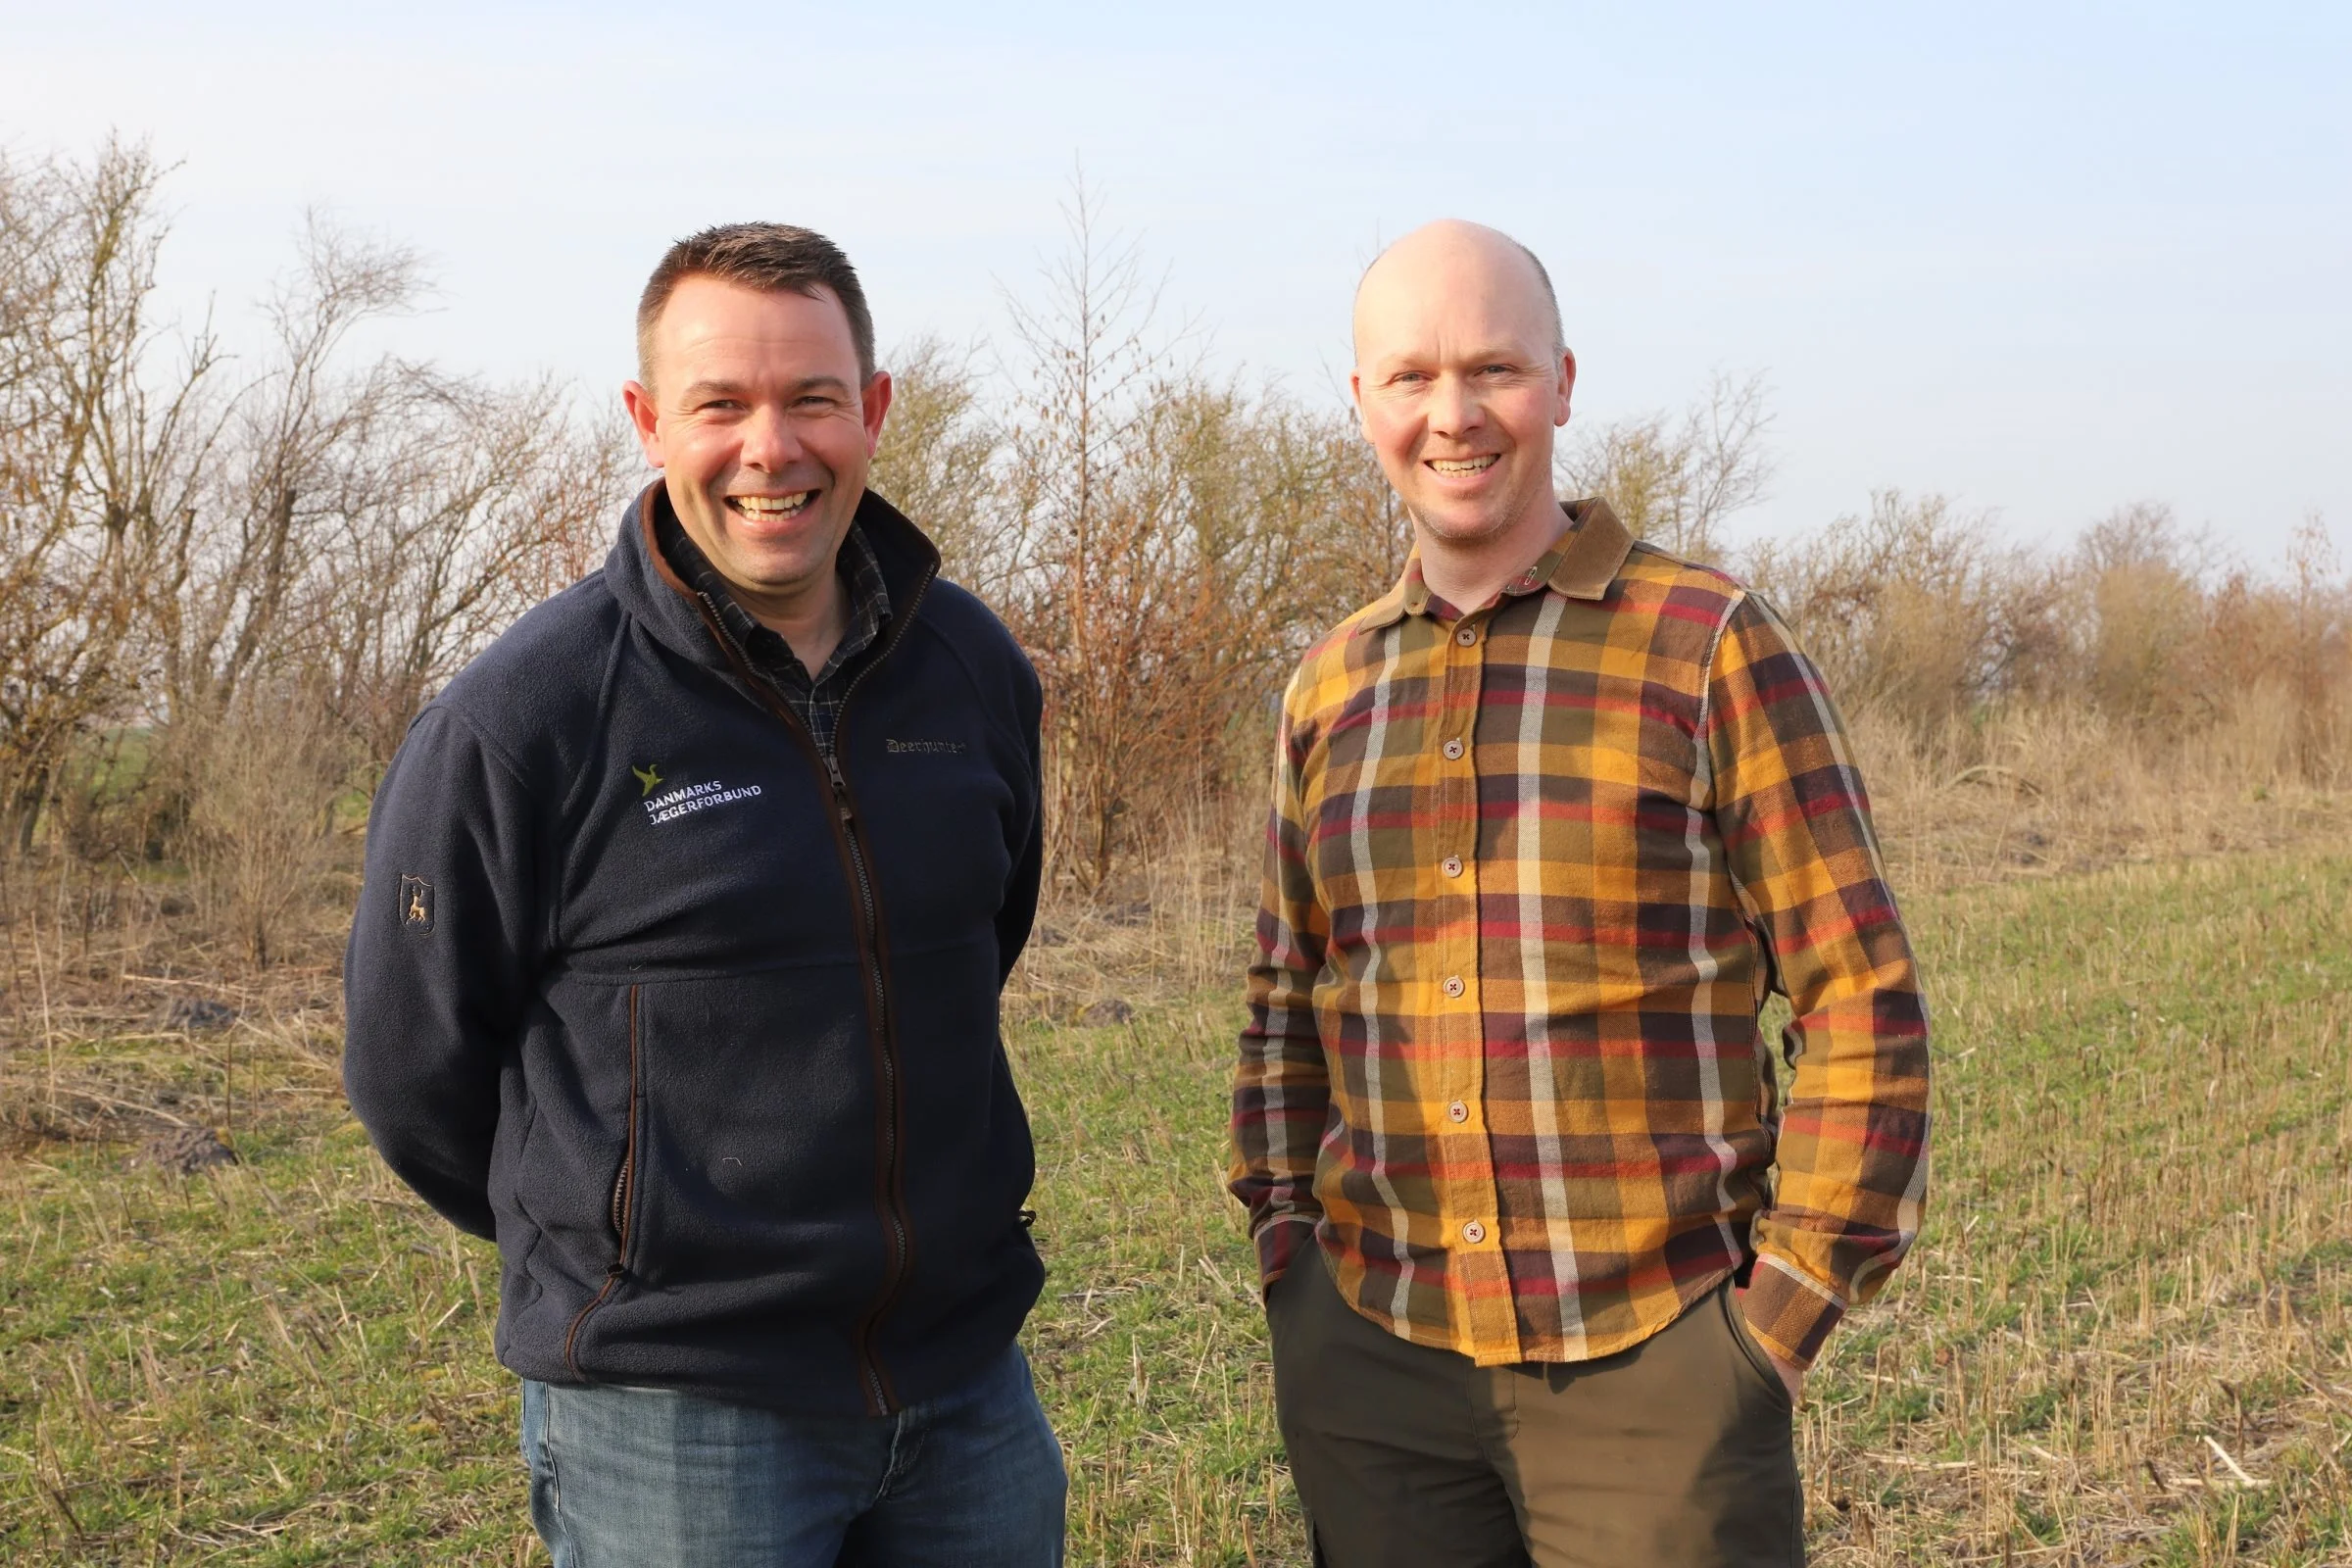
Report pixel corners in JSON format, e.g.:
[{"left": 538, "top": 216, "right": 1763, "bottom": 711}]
[{"left": 399, "top": 875, "right": 434, "bottom": 933}]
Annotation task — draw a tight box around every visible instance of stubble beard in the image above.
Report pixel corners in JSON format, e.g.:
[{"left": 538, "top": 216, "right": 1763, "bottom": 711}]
[
  {"left": 1408, "top": 481, "right": 1551, "bottom": 554},
  {"left": 674, "top": 484, "right": 836, "bottom": 607},
  {"left": 1412, "top": 503, "right": 1518, "bottom": 549}
]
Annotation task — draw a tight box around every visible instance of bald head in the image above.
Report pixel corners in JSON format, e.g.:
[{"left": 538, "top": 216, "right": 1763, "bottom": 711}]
[
  {"left": 1353, "top": 220, "right": 1564, "bottom": 364},
  {"left": 1347, "top": 219, "right": 1578, "bottom": 584}
]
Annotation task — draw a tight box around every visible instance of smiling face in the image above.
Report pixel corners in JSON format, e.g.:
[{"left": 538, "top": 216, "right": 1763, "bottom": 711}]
[
  {"left": 1350, "top": 222, "right": 1575, "bottom": 569},
  {"left": 622, "top": 274, "right": 892, "bottom": 625}
]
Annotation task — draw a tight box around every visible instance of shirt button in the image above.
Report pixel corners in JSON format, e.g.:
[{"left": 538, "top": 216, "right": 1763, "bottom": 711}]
[
  {"left": 1447, "top": 1100, "right": 1469, "bottom": 1123},
  {"left": 1442, "top": 738, "right": 1465, "bottom": 760},
  {"left": 1442, "top": 856, "right": 1463, "bottom": 878},
  {"left": 1456, "top": 626, "right": 1478, "bottom": 646},
  {"left": 1443, "top": 974, "right": 1465, "bottom": 999},
  {"left": 1461, "top": 1219, "right": 1487, "bottom": 1245}
]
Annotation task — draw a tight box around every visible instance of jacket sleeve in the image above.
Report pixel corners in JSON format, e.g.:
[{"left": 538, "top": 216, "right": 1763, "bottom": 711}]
[
  {"left": 342, "top": 705, "right": 543, "bottom": 1239},
  {"left": 1228, "top": 677, "right": 1331, "bottom": 1293},
  {"left": 1704, "top": 591, "right": 1932, "bottom": 1367},
  {"left": 994, "top": 654, "right": 1045, "bottom": 986}
]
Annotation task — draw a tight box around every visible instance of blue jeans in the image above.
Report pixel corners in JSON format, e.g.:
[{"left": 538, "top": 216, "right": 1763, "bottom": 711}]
[{"left": 520, "top": 1344, "right": 1065, "bottom": 1567}]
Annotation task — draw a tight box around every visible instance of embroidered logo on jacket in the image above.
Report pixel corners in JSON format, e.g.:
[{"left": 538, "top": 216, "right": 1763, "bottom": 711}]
[
  {"left": 631, "top": 762, "right": 663, "bottom": 797},
  {"left": 886, "top": 738, "right": 966, "bottom": 755},
  {"left": 399, "top": 875, "right": 434, "bottom": 932},
  {"left": 643, "top": 778, "right": 764, "bottom": 826}
]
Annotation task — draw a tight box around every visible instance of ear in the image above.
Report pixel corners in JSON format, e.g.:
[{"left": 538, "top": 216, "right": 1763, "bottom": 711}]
[
  {"left": 1348, "top": 368, "right": 1370, "bottom": 439},
  {"left": 1553, "top": 348, "right": 1578, "bottom": 428},
  {"left": 621, "top": 380, "right": 665, "bottom": 467},
  {"left": 860, "top": 370, "right": 895, "bottom": 457}
]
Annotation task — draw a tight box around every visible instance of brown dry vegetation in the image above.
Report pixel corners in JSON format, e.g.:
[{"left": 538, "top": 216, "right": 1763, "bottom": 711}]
[
  {"left": 9, "top": 146, "right": 2347, "bottom": 914},
  {"left": 3, "top": 145, "right": 2350, "bottom": 1564}
]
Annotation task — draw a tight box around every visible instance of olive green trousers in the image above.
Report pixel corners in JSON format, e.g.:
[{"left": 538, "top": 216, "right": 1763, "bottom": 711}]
[{"left": 1268, "top": 1254, "right": 1804, "bottom": 1568}]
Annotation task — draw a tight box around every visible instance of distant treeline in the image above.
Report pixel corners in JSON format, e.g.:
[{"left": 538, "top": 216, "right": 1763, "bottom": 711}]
[{"left": 4, "top": 143, "right": 2346, "bottom": 957}]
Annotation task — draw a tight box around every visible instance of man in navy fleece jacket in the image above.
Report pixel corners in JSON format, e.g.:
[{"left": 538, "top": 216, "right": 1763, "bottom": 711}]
[{"left": 344, "top": 224, "right": 1062, "bottom": 1566}]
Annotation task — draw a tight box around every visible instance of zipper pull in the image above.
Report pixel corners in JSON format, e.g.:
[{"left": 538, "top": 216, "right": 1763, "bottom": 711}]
[{"left": 824, "top": 756, "right": 854, "bottom": 823}]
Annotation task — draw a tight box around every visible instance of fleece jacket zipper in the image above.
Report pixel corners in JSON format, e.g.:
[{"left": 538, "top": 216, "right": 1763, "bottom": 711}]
[
  {"left": 686, "top": 569, "right": 936, "bottom": 1416},
  {"left": 822, "top": 747, "right": 906, "bottom": 1415}
]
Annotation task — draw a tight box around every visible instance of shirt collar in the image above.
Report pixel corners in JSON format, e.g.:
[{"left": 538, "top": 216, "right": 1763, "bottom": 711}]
[
  {"left": 1360, "top": 497, "right": 1636, "bottom": 630},
  {"left": 655, "top": 509, "right": 892, "bottom": 679}
]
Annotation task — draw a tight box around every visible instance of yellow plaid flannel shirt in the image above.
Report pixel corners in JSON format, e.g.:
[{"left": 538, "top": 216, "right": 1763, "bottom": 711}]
[{"left": 1229, "top": 498, "right": 1930, "bottom": 1368}]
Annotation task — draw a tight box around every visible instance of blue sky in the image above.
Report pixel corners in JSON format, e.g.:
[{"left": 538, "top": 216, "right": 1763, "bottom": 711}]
[{"left": 6, "top": 1, "right": 2346, "bottom": 564}]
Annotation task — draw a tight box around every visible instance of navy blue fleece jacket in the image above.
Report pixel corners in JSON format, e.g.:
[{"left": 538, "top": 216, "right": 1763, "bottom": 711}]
[{"left": 343, "top": 485, "right": 1046, "bottom": 1417}]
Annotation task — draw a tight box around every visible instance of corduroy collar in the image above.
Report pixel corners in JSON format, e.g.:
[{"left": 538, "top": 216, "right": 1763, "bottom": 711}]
[{"left": 1358, "top": 497, "right": 1636, "bottom": 631}]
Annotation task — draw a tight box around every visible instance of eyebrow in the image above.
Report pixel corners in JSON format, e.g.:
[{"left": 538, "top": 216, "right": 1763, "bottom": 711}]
[
  {"left": 1374, "top": 347, "right": 1531, "bottom": 371},
  {"left": 676, "top": 374, "right": 856, "bottom": 404}
]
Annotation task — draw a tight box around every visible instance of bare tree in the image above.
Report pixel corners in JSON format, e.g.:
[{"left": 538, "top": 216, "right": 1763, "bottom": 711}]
[
  {"left": 868, "top": 335, "right": 1005, "bottom": 593},
  {"left": 317, "top": 375, "right": 638, "bottom": 767},
  {"left": 1000, "top": 179, "right": 1192, "bottom": 888},
  {"left": 1556, "top": 369, "right": 1773, "bottom": 564},
  {"left": 983, "top": 175, "right": 1461, "bottom": 890},
  {"left": 508, "top": 409, "right": 642, "bottom": 609},
  {"left": 1266, "top": 406, "right": 1412, "bottom": 649},
  {"left": 0, "top": 140, "right": 219, "bottom": 847},
  {"left": 155, "top": 216, "right": 425, "bottom": 734}
]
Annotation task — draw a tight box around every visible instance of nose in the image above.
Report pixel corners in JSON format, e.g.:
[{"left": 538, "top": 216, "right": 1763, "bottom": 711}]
[
  {"left": 1427, "top": 372, "right": 1482, "bottom": 440},
  {"left": 737, "top": 403, "right": 805, "bottom": 471}
]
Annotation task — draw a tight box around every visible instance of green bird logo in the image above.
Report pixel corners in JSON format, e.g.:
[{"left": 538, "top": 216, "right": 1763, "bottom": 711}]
[{"left": 632, "top": 763, "right": 663, "bottom": 797}]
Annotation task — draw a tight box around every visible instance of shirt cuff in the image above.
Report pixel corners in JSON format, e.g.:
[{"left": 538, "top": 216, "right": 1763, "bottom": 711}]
[
  {"left": 1252, "top": 1212, "right": 1320, "bottom": 1298},
  {"left": 1740, "top": 1252, "right": 1848, "bottom": 1368}
]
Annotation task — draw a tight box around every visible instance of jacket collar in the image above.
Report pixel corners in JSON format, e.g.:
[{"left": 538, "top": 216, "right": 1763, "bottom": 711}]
[
  {"left": 603, "top": 481, "right": 943, "bottom": 675},
  {"left": 1359, "top": 497, "right": 1635, "bottom": 631}
]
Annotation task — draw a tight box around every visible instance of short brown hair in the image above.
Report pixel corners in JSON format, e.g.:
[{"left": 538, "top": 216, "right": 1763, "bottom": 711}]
[{"left": 635, "top": 222, "right": 876, "bottom": 386}]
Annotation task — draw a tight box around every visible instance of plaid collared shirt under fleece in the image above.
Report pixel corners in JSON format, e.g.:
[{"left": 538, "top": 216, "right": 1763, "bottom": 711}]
[
  {"left": 1229, "top": 497, "right": 1931, "bottom": 1370},
  {"left": 658, "top": 511, "right": 891, "bottom": 759}
]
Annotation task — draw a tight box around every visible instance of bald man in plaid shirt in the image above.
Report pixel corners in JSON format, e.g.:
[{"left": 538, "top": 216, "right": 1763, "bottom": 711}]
[{"left": 1229, "top": 221, "right": 1931, "bottom": 1568}]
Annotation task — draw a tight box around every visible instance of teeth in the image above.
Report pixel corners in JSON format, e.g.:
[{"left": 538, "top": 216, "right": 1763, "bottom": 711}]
[
  {"left": 732, "top": 492, "right": 813, "bottom": 515},
  {"left": 1430, "top": 456, "right": 1498, "bottom": 474}
]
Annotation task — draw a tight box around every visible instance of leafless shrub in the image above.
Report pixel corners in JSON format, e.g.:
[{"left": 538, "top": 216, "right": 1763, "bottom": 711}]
[
  {"left": 1742, "top": 490, "right": 2020, "bottom": 731},
  {"left": 174, "top": 678, "right": 356, "bottom": 966},
  {"left": 869, "top": 334, "right": 1006, "bottom": 595},
  {"left": 47, "top": 726, "right": 152, "bottom": 868},
  {"left": 153, "top": 216, "right": 425, "bottom": 748},
  {"left": 1556, "top": 369, "right": 1773, "bottom": 564},
  {"left": 987, "top": 182, "right": 1410, "bottom": 891},
  {"left": 313, "top": 372, "right": 635, "bottom": 766},
  {"left": 2, "top": 144, "right": 631, "bottom": 886}
]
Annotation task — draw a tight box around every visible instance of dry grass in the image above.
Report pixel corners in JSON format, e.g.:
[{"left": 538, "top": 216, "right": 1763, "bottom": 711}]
[
  {"left": 1853, "top": 703, "right": 2352, "bottom": 896},
  {"left": 0, "top": 850, "right": 354, "bottom": 1162},
  {"left": 1008, "top": 798, "right": 1263, "bottom": 1024}
]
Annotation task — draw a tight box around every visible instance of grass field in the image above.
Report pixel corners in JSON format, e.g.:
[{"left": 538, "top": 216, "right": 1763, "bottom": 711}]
[{"left": 4, "top": 851, "right": 2350, "bottom": 1564}]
